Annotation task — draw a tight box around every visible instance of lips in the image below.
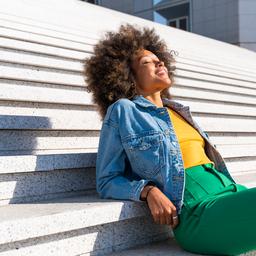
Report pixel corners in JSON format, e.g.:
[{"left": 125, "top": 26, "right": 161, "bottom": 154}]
[{"left": 156, "top": 69, "right": 166, "bottom": 75}]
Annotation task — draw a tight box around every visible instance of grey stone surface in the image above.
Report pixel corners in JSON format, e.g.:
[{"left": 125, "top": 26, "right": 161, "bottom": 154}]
[
  {"left": 0, "top": 0, "right": 256, "bottom": 255},
  {"left": 107, "top": 236, "right": 256, "bottom": 256},
  {"left": 0, "top": 153, "right": 96, "bottom": 173},
  {"left": 0, "top": 130, "right": 99, "bottom": 152},
  {"left": 0, "top": 109, "right": 101, "bottom": 130},
  {"left": 107, "top": 237, "right": 203, "bottom": 256},
  {"left": 113, "top": 215, "right": 173, "bottom": 248},
  {"left": 192, "top": 0, "right": 240, "bottom": 44},
  {"left": 0, "top": 167, "right": 96, "bottom": 205},
  {"left": 0, "top": 195, "right": 172, "bottom": 255},
  {"left": 0, "top": 193, "right": 170, "bottom": 245}
]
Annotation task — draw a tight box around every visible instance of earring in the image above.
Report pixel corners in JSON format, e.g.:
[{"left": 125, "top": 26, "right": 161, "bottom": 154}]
[{"left": 107, "top": 92, "right": 114, "bottom": 101}]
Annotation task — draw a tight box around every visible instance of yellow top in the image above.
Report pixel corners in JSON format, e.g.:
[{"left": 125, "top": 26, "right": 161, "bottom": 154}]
[{"left": 167, "top": 107, "right": 214, "bottom": 169}]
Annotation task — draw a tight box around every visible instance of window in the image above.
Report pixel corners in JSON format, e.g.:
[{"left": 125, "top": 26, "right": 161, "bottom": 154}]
[
  {"left": 83, "top": 0, "right": 97, "bottom": 3},
  {"left": 168, "top": 16, "right": 188, "bottom": 31},
  {"left": 169, "top": 20, "right": 177, "bottom": 28}
]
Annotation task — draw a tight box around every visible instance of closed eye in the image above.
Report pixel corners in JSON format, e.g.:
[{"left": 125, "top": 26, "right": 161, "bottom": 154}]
[{"left": 143, "top": 61, "right": 163, "bottom": 67}]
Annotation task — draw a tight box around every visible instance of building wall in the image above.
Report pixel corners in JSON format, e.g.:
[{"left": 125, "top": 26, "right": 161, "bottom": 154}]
[
  {"left": 238, "top": 0, "right": 256, "bottom": 51},
  {"left": 95, "top": 0, "right": 256, "bottom": 53},
  {"left": 99, "top": 0, "right": 154, "bottom": 19},
  {"left": 133, "top": 0, "right": 154, "bottom": 20},
  {"left": 192, "top": 0, "right": 239, "bottom": 45},
  {"left": 100, "top": 0, "right": 134, "bottom": 14}
]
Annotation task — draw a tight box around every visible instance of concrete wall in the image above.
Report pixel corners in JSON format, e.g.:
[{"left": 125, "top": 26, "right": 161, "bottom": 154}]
[
  {"left": 100, "top": 0, "right": 154, "bottom": 20},
  {"left": 238, "top": 0, "right": 256, "bottom": 51},
  {"left": 192, "top": 0, "right": 239, "bottom": 45}
]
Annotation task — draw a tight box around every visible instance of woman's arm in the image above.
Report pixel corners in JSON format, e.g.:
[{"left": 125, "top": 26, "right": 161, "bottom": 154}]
[
  {"left": 96, "top": 119, "right": 179, "bottom": 229},
  {"left": 96, "top": 120, "right": 154, "bottom": 202}
]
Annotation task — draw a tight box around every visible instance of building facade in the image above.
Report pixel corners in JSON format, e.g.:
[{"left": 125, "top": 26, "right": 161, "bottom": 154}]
[{"left": 84, "top": 0, "right": 256, "bottom": 52}]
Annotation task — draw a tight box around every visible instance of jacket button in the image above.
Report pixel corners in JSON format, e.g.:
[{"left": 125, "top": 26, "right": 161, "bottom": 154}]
[{"left": 164, "top": 129, "right": 170, "bottom": 135}]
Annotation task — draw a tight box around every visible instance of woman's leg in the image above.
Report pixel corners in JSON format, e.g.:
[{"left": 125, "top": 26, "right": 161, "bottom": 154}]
[
  {"left": 174, "top": 186, "right": 256, "bottom": 255},
  {"left": 173, "top": 164, "right": 256, "bottom": 255}
]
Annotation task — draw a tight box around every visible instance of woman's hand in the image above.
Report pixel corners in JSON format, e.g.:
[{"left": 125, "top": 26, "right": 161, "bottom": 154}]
[{"left": 146, "top": 186, "right": 179, "bottom": 229}]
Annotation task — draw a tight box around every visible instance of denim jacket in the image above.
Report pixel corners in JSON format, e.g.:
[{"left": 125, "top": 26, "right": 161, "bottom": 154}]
[{"left": 96, "top": 95, "right": 236, "bottom": 214}]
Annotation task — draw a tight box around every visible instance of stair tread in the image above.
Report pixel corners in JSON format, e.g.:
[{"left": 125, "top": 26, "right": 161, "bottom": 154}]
[
  {"left": 108, "top": 237, "right": 203, "bottom": 256},
  {"left": 108, "top": 236, "right": 256, "bottom": 256},
  {"left": 0, "top": 192, "right": 150, "bottom": 244}
]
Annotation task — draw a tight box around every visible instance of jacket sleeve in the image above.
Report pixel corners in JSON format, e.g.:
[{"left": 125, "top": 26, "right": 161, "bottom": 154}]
[{"left": 96, "top": 119, "right": 154, "bottom": 202}]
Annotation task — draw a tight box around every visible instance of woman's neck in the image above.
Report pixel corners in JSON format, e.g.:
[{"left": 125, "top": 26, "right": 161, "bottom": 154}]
[{"left": 143, "top": 94, "right": 163, "bottom": 108}]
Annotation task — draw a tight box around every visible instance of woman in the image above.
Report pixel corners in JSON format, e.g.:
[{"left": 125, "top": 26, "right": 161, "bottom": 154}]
[{"left": 83, "top": 23, "right": 256, "bottom": 255}]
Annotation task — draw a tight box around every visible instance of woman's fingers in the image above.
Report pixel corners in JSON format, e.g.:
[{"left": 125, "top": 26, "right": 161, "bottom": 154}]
[
  {"left": 172, "top": 215, "right": 179, "bottom": 229},
  {"left": 151, "top": 209, "right": 168, "bottom": 225},
  {"left": 165, "top": 207, "right": 173, "bottom": 225},
  {"left": 147, "top": 187, "right": 179, "bottom": 227},
  {"left": 155, "top": 210, "right": 160, "bottom": 224},
  {"left": 169, "top": 207, "right": 179, "bottom": 229},
  {"left": 151, "top": 205, "right": 179, "bottom": 227},
  {"left": 160, "top": 209, "right": 166, "bottom": 225},
  {"left": 166, "top": 207, "right": 179, "bottom": 229}
]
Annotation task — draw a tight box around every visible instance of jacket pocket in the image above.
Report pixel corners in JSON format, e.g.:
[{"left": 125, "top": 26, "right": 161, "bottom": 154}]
[{"left": 122, "top": 131, "right": 165, "bottom": 179}]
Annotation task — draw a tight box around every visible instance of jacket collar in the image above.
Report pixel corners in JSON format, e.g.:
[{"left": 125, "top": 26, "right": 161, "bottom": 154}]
[{"left": 131, "top": 94, "right": 190, "bottom": 112}]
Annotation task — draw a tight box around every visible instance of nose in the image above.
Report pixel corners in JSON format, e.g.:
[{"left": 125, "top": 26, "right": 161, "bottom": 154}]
[{"left": 156, "top": 60, "right": 164, "bottom": 67}]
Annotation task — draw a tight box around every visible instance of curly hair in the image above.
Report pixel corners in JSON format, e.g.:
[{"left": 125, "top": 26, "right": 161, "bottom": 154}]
[{"left": 83, "top": 23, "right": 178, "bottom": 121}]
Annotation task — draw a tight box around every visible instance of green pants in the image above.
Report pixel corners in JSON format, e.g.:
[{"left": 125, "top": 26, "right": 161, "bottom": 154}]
[{"left": 173, "top": 163, "right": 256, "bottom": 255}]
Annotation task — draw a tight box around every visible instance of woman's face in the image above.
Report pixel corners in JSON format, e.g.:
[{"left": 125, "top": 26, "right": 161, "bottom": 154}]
[{"left": 131, "top": 49, "right": 171, "bottom": 96}]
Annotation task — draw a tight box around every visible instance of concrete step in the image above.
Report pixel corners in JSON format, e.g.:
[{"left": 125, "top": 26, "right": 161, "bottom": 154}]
[
  {"left": 0, "top": 17, "right": 97, "bottom": 45},
  {"left": 107, "top": 237, "right": 256, "bottom": 256},
  {"left": 0, "top": 153, "right": 97, "bottom": 205},
  {"left": 0, "top": 26, "right": 93, "bottom": 53},
  {"left": 0, "top": 193, "right": 172, "bottom": 256},
  {"left": 2, "top": 0, "right": 256, "bottom": 70},
  {"left": 0, "top": 48, "right": 83, "bottom": 72},
  {"left": 0, "top": 37, "right": 88, "bottom": 60},
  {"left": 0, "top": 130, "right": 99, "bottom": 153},
  {"left": 176, "top": 59, "right": 256, "bottom": 83},
  {"left": 172, "top": 85, "right": 256, "bottom": 105},
  {"left": 2, "top": 9, "right": 256, "bottom": 82},
  {"left": 0, "top": 111, "right": 255, "bottom": 135},
  {"left": 0, "top": 94, "right": 256, "bottom": 118},
  {"left": 0, "top": 111, "right": 101, "bottom": 130},
  {"left": 0, "top": 153, "right": 96, "bottom": 173},
  {"left": 0, "top": 65, "right": 84, "bottom": 87},
  {"left": 0, "top": 152, "right": 255, "bottom": 205},
  {"left": 108, "top": 237, "right": 203, "bottom": 256},
  {"left": 1, "top": 131, "right": 256, "bottom": 163}
]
